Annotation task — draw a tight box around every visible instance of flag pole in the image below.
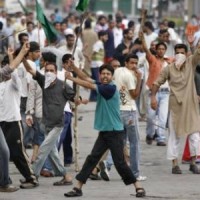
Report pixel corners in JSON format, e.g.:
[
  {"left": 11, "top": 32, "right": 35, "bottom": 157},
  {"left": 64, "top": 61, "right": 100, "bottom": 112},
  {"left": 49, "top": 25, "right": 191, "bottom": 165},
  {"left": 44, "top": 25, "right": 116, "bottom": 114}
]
[
  {"left": 71, "top": 12, "right": 88, "bottom": 172},
  {"left": 139, "top": 0, "right": 147, "bottom": 33},
  {"left": 37, "top": 22, "right": 41, "bottom": 47}
]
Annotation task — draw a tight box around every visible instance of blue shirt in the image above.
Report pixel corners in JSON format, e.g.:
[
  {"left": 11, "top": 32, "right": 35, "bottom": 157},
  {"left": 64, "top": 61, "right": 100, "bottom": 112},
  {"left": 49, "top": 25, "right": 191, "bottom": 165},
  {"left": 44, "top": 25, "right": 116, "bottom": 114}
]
[{"left": 94, "top": 82, "right": 123, "bottom": 131}]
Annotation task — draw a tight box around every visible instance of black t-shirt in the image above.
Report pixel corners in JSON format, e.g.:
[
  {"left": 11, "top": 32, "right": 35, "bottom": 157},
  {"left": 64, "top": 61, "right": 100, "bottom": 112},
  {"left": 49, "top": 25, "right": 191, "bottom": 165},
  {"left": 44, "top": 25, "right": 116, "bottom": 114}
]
[{"left": 34, "top": 71, "right": 75, "bottom": 128}]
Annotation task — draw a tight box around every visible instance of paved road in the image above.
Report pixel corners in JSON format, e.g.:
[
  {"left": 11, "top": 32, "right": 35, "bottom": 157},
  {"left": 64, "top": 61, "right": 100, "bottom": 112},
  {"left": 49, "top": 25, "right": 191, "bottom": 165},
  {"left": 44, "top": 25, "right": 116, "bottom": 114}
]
[{"left": 1, "top": 89, "right": 200, "bottom": 200}]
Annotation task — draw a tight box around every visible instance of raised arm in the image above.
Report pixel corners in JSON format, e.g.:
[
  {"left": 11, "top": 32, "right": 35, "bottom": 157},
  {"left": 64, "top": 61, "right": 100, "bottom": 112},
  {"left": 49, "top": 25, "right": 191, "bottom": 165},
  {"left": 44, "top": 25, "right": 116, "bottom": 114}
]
[
  {"left": 67, "top": 59, "right": 93, "bottom": 83},
  {"left": 22, "top": 58, "right": 36, "bottom": 76},
  {"left": 9, "top": 42, "right": 29, "bottom": 70},
  {"left": 139, "top": 31, "right": 151, "bottom": 56}
]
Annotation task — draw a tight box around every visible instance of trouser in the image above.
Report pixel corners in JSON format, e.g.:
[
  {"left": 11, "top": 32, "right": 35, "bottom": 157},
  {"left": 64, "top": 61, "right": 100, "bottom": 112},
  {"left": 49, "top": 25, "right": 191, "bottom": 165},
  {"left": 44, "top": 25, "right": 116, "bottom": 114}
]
[
  {"left": 167, "top": 112, "right": 200, "bottom": 160},
  {"left": 32, "top": 126, "right": 67, "bottom": 177},
  {"left": 120, "top": 110, "right": 140, "bottom": 178},
  {"left": 0, "top": 127, "right": 11, "bottom": 186},
  {"left": 20, "top": 97, "right": 34, "bottom": 146},
  {"left": 76, "top": 130, "right": 137, "bottom": 185},
  {"left": 57, "top": 112, "right": 73, "bottom": 164},
  {"left": 0, "top": 121, "right": 36, "bottom": 182},
  {"left": 146, "top": 90, "right": 169, "bottom": 142},
  {"left": 33, "top": 118, "right": 52, "bottom": 171}
]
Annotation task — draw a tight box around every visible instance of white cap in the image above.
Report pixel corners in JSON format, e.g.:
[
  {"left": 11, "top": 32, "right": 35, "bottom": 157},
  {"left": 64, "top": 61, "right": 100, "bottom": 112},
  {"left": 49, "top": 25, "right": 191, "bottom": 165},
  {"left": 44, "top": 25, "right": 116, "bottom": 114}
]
[{"left": 64, "top": 28, "right": 74, "bottom": 36}]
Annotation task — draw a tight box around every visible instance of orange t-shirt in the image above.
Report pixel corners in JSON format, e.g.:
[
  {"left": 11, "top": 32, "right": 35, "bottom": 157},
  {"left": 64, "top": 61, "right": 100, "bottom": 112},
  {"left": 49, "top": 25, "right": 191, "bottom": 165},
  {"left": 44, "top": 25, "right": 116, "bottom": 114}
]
[{"left": 146, "top": 53, "right": 171, "bottom": 89}]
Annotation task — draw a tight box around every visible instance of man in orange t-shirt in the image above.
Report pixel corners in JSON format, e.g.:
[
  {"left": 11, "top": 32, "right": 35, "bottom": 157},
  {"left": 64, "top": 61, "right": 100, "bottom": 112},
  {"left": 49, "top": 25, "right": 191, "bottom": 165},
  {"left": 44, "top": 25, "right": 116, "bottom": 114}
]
[{"left": 140, "top": 31, "right": 171, "bottom": 146}]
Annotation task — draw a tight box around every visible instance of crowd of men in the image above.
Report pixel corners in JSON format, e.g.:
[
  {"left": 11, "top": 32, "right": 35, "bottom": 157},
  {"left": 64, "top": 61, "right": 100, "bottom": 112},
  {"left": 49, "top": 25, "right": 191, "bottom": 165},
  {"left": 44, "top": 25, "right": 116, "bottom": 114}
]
[{"left": 0, "top": 7, "right": 200, "bottom": 198}]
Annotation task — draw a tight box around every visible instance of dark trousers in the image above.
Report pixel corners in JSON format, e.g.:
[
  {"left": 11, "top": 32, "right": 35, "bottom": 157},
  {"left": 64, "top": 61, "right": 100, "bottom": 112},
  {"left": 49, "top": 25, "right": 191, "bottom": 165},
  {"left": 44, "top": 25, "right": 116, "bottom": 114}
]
[
  {"left": 57, "top": 112, "right": 73, "bottom": 164},
  {"left": 0, "top": 121, "right": 35, "bottom": 181},
  {"left": 76, "top": 130, "right": 137, "bottom": 185}
]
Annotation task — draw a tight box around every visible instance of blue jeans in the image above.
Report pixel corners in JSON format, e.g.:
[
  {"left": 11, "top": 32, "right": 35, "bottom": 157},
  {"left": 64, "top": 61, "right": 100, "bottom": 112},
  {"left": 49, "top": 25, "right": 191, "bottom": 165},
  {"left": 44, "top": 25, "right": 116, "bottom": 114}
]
[
  {"left": 146, "top": 90, "right": 169, "bottom": 142},
  {"left": 32, "top": 127, "right": 67, "bottom": 177},
  {"left": 89, "top": 67, "right": 100, "bottom": 101},
  {"left": 120, "top": 110, "right": 140, "bottom": 178},
  {"left": 57, "top": 112, "right": 73, "bottom": 164},
  {"left": 21, "top": 112, "right": 34, "bottom": 146},
  {"left": 105, "top": 151, "right": 114, "bottom": 170},
  {"left": 34, "top": 118, "right": 52, "bottom": 171},
  {"left": 0, "top": 128, "right": 11, "bottom": 186}
]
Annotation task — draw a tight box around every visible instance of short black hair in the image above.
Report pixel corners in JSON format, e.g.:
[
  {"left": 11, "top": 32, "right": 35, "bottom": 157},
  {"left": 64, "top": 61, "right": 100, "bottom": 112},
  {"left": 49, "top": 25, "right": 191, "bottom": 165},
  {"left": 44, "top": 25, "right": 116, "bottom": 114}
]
[
  {"left": 159, "top": 29, "right": 168, "bottom": 35},
  {"left": 98, "top": 15, "right": 106, "bottom": 21},
  {"left": 62, "top": 54, "right": 73, "bottom": 63},
  {"left": 128, "top": 20, "right": 135, "bottom": 28},
  {"left": 27, "top": 21, "right": 34, "bottom": 26},
  {"left": 98, "top": 30, "right": 107, "bottom": 39},
  {"left": 144, "top": 21, "right": 154, "bottom": 31},
  {"left": 123, "top": 28, "right": 131, "bottom": 36},
  {"left": 125, "top": 54, "right": 138, "bottom": 63},
  {"left": 156, "top": 42, "right": 167, "bottom": 50},
  {"left": 45, "top": 62, "right": 58, "bottom": 71},
  {"left": 18, "top": 32, "right": 28, "bottom": 42},
  {"left": 99, "top": 64, "right": 114, "bottom": 75},
  {"left": 174, "top": 44, "right": 188, "bottom": 53},
  {"left": 42, "top": 52, "right": 56, "bottom": 63},
  {"left": 168, "top": 21, "right": 175, "bottom": 28},
  {"left": 84, "top": 19, "right": 91, "bottom": 29}
]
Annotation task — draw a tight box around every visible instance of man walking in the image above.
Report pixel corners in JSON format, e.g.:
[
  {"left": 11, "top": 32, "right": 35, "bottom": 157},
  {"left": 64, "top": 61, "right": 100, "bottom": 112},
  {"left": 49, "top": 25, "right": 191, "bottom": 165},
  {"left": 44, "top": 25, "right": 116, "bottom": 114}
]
[{"left": 151, "top": 43, "right": 200, "bottom": 174}]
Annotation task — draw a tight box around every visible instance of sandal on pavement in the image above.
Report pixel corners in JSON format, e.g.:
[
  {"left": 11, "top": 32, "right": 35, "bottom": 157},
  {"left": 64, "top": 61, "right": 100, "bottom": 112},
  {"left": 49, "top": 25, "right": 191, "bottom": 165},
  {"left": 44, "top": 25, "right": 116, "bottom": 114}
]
[
  {"left": 172, "top": 166, "right": 182, "bottom": 174},
  {"left": 64, "top": 187, "right": 83, "bottom": 197},
  {"left": 20, "top": 180, "right": 39, "bottom": 189},
  {"left": 136, "top": 188, "right": 146, "bottom": 198},
  {"left": 53, "top": 178, "right": 73, "bottom": 186}
]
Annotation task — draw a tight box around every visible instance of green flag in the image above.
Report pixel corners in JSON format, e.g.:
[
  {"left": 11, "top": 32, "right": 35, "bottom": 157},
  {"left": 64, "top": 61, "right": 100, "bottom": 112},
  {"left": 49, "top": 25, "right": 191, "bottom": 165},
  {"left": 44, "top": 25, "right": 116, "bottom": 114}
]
[
  {"left": 35, "top": 0, "right": 58, "bottom": 43},
  {"left": 76, "top": 0, "right": 89, "bottom": 12},
  {"left": 18, "top": 0, "right": 30, "bottom": 15}
]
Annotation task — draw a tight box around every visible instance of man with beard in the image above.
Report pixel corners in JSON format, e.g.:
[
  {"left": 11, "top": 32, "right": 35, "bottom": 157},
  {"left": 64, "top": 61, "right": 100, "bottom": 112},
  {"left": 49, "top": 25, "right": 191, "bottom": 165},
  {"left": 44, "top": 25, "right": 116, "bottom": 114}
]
[{"left": 114, "top": 28, "right": 134, "bottom": 66}]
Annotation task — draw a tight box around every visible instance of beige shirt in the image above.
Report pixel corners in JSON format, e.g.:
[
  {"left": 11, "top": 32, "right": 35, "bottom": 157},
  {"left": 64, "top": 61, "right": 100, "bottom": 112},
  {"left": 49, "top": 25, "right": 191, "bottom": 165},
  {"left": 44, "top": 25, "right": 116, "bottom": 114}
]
[{"left": 154, "top": 49, "right": 200, "bottom": 137}]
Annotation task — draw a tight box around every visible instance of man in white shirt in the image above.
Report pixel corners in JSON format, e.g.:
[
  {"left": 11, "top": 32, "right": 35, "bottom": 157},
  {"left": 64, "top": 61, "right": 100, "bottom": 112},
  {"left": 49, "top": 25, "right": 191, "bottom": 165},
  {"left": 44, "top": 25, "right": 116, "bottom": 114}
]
[
  {"left": 58, "top": 33, "right": 84, "bottom": 70},
  {"left": 114, "top": 54, "right": 146, "bottom": 181},
  {"left": 0, "top": 44, "right": 39, "bottom": 189}
]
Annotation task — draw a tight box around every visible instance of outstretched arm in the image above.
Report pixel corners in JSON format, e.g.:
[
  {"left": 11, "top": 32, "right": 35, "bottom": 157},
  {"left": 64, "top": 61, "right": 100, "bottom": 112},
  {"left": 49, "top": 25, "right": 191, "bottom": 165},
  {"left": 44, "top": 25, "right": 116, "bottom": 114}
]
[
  {"left": 65, "top": 71, "right": 96, "bottom": 90},
  {"left": 67, "top": 59, "right": 93, "bottom": 83}
]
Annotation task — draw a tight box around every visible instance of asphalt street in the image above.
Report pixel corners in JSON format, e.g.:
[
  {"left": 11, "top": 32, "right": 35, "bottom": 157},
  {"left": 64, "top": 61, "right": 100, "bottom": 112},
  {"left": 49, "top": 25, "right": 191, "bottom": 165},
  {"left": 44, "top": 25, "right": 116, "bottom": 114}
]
[{"left": 1, "top": 89, "right": 200, "bottom": 200}]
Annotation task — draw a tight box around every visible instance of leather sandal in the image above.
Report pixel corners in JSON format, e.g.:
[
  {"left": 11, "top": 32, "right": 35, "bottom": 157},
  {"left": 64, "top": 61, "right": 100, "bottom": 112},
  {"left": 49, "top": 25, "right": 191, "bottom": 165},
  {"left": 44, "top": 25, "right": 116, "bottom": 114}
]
[
  {"left": 53, "top": 178, "right": 73, "bottom": 186},
  {"left": 64, "top": 187, "right": 83, "bottom": 197},
  {"left": 136, "top": 188, "right": 146, "bottom": 198}
]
